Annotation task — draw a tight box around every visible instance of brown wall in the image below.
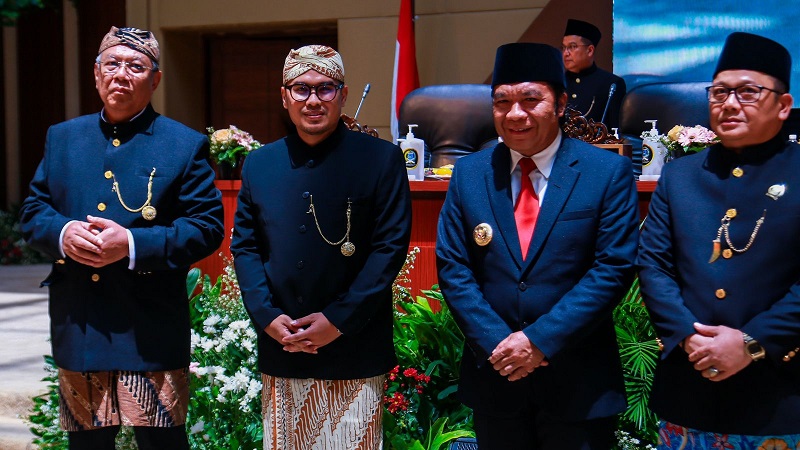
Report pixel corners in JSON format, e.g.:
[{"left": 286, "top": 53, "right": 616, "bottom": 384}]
[
  {"left": 77, "top": 0, "right": 126, "bottom": 115},
  {"left": 16, "top": 8, "right": 65, "bottom": 206},
  {"left": 517, "top": 0, "right": 615, "bottom": 70},
  {"left": 0, "top": 30, "right": 5, "bottom": 209}
]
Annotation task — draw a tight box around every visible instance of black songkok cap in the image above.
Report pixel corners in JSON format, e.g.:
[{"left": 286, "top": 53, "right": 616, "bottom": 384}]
[
  {"left": 564, "top": 19, "right": 601, "bottom": 46},
  {"left": 714, "top": 32, "right": 791, "bottom": 90},
  {"left": 491, "top": 43, "right": 566, "bottom": 89}
]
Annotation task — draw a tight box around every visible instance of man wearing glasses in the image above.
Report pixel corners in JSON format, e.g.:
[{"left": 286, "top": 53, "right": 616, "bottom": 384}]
[
  {"left": 19, "top": 27, "right": 224, "bottom": 449},
  {"left": 639, "top": 32, "right": 800, "bottom": 448},
  {"left": 562, "top": 19, "right": 626, "bottom": 129},
  {"left": 231, "top": 45, "right": 411, "bottom": 449}
]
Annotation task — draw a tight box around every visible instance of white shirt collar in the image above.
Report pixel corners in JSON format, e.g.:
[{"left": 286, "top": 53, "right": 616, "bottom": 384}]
[
  {"left": 508, "top": 131, "right": 562, "bottom": 178},
  {"left": 100, "top": 106, "right": 148, "bottom": 124}
]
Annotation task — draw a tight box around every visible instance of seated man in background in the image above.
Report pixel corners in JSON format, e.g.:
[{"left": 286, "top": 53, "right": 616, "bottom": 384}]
[{"left": 562, "top": 18, "right": 626, "bottom": 130}]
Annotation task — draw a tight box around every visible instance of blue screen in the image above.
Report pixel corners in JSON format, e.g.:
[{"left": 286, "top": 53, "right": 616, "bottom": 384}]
[{"left": 614, "top": 1, "right": 800, "bottom": 105}]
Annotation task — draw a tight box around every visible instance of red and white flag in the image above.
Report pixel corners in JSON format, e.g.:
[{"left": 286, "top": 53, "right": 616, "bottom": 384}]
[{"left": 390, "top": 0, "right": 420, "bottom": 143}]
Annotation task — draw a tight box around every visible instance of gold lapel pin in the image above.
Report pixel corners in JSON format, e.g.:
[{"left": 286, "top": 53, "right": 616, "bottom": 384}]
[{"left": 473, "top": 223, "right": 493, "bottom": 246}]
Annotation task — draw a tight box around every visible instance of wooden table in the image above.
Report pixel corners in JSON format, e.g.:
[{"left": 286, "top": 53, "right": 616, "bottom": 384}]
[{"left": 195, "top": 179, "right": 658, "bottom": 295}]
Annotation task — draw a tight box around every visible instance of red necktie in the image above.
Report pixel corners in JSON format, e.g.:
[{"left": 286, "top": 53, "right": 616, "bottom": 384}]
[{"left": 515, "top": 157, "right": 539, "bottom": 260}]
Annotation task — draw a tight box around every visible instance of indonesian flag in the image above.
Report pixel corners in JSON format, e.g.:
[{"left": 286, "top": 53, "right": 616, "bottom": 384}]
[{"left": 390, "top": 0, "right": 420, "bottom": 143}]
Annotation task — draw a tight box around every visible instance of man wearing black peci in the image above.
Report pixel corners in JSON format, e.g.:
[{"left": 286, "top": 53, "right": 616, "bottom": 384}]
[{"left": 562, "top": 19, "right": 626, "bottom": 129}]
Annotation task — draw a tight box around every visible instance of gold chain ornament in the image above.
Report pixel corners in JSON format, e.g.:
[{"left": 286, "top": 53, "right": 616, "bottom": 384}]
[
  {"left": 709, "top": 209, "right": 766, "bottom": 263},
  {"left": 306, "top": 195, "right": 354, "bottom": 256},
  {"left": 109, "top": 167, "right": 157, "bottom": 220}
]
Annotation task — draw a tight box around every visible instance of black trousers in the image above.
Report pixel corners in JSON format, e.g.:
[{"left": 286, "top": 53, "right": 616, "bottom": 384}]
[
  {"left": 67, "top": 425, "right": 189, "bottom": 450},
  {"left": 473, "top": 410, "right": 617, "bottom": 450}
]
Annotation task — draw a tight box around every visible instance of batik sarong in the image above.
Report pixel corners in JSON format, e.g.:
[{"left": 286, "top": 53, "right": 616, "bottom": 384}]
[
  {"left": 58, "top": 368, "right": 188, "bottom": 431},
  {"left": 659, "top": 420, "right": 800, "bottom": 449},
  {"left": 261, "top": 374, "right": 384, "bottom": 450}
]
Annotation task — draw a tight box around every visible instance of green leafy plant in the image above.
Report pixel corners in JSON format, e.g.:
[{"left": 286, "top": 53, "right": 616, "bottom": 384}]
[
  {"left": 27, "top": 355, "right": 67, "bottom": 449},
  {"left": 186, "top": 261, "right": 263, "bottom": 450},
  {"left": 613, "top": 275, "right": 660, "bottom": 449},
  {"left": 0, "top": 0, "right": 61, "bottom": 25},
  {"left": 0, "top": 206, "right": 49, "bottom": 264},
  {"left": 384, "top": 247, "right": 474, "bottom": 450}
]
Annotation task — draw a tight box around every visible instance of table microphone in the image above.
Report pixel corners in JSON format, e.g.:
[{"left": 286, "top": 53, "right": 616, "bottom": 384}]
[
  {"left": 353, "top": 83, "right": 371, "bottom": 120},
  {"left": 600, "top": 83, "right": 617, "bottom": 125}
]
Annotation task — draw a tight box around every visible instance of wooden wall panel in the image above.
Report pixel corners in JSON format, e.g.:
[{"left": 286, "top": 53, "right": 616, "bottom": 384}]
[
  {"left": 16, "top": 8, "right": 65, "bottom": 204},
  {"left": 77, "top": 0, "right": 125, "bottom": 116},
  {"left": 0, "top": 29, "right": 5, "bottom": 209},
  {"left": 205, "top": 33, "right": 336, "bottom": 145}
]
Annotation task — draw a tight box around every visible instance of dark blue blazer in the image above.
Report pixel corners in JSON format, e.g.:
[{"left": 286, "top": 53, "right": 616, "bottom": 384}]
[
  {"left": 436, "top": 137, "right": 638, "bottom": 420},
  {"left": 20, "top": 105, "right": 224, "bottom": 372},
  {"left": 231, "top": 123, "right": 412, "bottom": 380},
  {"left": 638, "top": 137, "right": 800, "bottom": 434}
]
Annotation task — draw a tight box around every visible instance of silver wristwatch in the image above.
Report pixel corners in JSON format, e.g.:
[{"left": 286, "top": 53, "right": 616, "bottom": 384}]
[{"left": 743, "top": 332, "right": 766, "bottom": 361}]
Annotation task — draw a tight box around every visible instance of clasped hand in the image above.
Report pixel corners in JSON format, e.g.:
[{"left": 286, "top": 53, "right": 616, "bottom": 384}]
[
  {"left": 266, "top": 312, "right": 342, "bottom": 354},
  {"left": 488, "top": 331, "right": 548, "bottom": 381},
  {"left": 685, "top": 322, "right": 752, "bottom": 382},
  {"left": 62, "top": 215, "right": 129, "bottom": 268}
]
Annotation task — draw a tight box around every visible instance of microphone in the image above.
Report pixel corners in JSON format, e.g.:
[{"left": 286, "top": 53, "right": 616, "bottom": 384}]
[
  {"left": 353, "top": 83, "right": 371, "bottom": 120},
  {"left": 600, "top": 83, "right": 617, "bottom": 125}
]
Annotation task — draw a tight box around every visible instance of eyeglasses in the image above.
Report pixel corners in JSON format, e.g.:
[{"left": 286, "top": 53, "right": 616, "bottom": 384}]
[
  {"left": 97, "top": 59, "right": 157, "bottom": 77},
  {"left": 561, "top": 43, "right": 588, "bottom": 53},
  {"left": 706, "top": 84, "right": 784, "bottom": 104},
  {"left": 284, "top": 82, "right": 344, "bottom": 102}
]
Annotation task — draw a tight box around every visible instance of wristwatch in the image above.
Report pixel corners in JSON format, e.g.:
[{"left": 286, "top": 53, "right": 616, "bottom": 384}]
[{"left": 743, "top": 332, "right": 766, "bottom": 361}]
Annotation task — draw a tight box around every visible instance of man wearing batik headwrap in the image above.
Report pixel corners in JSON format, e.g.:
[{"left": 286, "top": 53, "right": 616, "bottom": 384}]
[
  {"left": 19, "top": 26, "right": 223, "bottom": 449},
  {"left": 639, "top": 32, "right": 800, "bottom": 449},
  {"left": 562, "top": 19, "right": 626, "bottom": 129},
  {"left": 231, "top": 44, "right": 411, "bottom": 449}
]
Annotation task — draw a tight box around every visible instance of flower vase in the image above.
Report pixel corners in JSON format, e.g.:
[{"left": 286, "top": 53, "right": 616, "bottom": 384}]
[
  {"left": 667, "top": 147, "right": 687, "bottom": 162},
  {"left": 212, "top": 156, "right": 244, "bottom": 180}
]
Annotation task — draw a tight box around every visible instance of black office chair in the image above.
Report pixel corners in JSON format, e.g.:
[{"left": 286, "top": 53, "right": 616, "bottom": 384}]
[
  {"left": 399, "top": 84, "right": 498, "bottom": 168},
  {"left": 449, "top": 437, "right": 478, "bottom": 450}
]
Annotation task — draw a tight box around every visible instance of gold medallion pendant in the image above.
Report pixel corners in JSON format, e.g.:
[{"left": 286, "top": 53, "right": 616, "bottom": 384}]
[
  {"left": 307, "top": 195, "right": 355, "bottom": 257},
  {"left": 142, "top": 205, "right": 157, "bottom": 221},
  {"left": 341, "top": 241, "right": 355, "bottom": 256},
  {"left": 109, "top": 167, "right": 157, "bottom": 220}
]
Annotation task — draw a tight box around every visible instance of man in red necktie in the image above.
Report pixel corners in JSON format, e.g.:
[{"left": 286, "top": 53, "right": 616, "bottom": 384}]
[{"left": 436, "top": 42, "right": 639, "bottom": 449}]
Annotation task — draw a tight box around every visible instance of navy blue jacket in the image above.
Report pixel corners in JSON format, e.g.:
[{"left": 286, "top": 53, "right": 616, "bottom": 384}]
[
  {"left": 436, "top": 137, "right": 638, "bottom": 420},
  {"left": 639, "top": 136, "right": 800, "bottom": 434},
  {"left": 20, "top": 105, "right": 224, "bottom": 372},
  {"left": 231, "top": 122, "right": 412, "bottom": 379}
]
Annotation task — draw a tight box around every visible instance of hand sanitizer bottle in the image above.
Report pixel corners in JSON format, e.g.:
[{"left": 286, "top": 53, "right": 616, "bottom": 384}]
[
  {"left": 400, "top": 124, "right": 425, "bottom": 180},
  {"left": 641, "top": 120, "right": 667, "bottom": 179}
]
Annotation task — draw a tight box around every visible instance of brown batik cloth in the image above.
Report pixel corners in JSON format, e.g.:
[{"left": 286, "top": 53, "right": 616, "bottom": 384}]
[
  {"left": 262, "top": 374, "right": 384, "bottom": 450},
  {"left": 58, "top": 368, "right": 188, "bottom": 431}
]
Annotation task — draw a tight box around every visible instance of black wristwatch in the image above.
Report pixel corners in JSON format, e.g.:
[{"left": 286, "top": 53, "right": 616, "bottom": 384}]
[{"left": 743, "top": 332, "right": 766, "bottom": 361}]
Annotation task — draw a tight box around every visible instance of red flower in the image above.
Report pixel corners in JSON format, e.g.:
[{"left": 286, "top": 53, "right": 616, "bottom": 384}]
[{"left": 385, "top": 392, "right": 410, "bottom": 413}]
